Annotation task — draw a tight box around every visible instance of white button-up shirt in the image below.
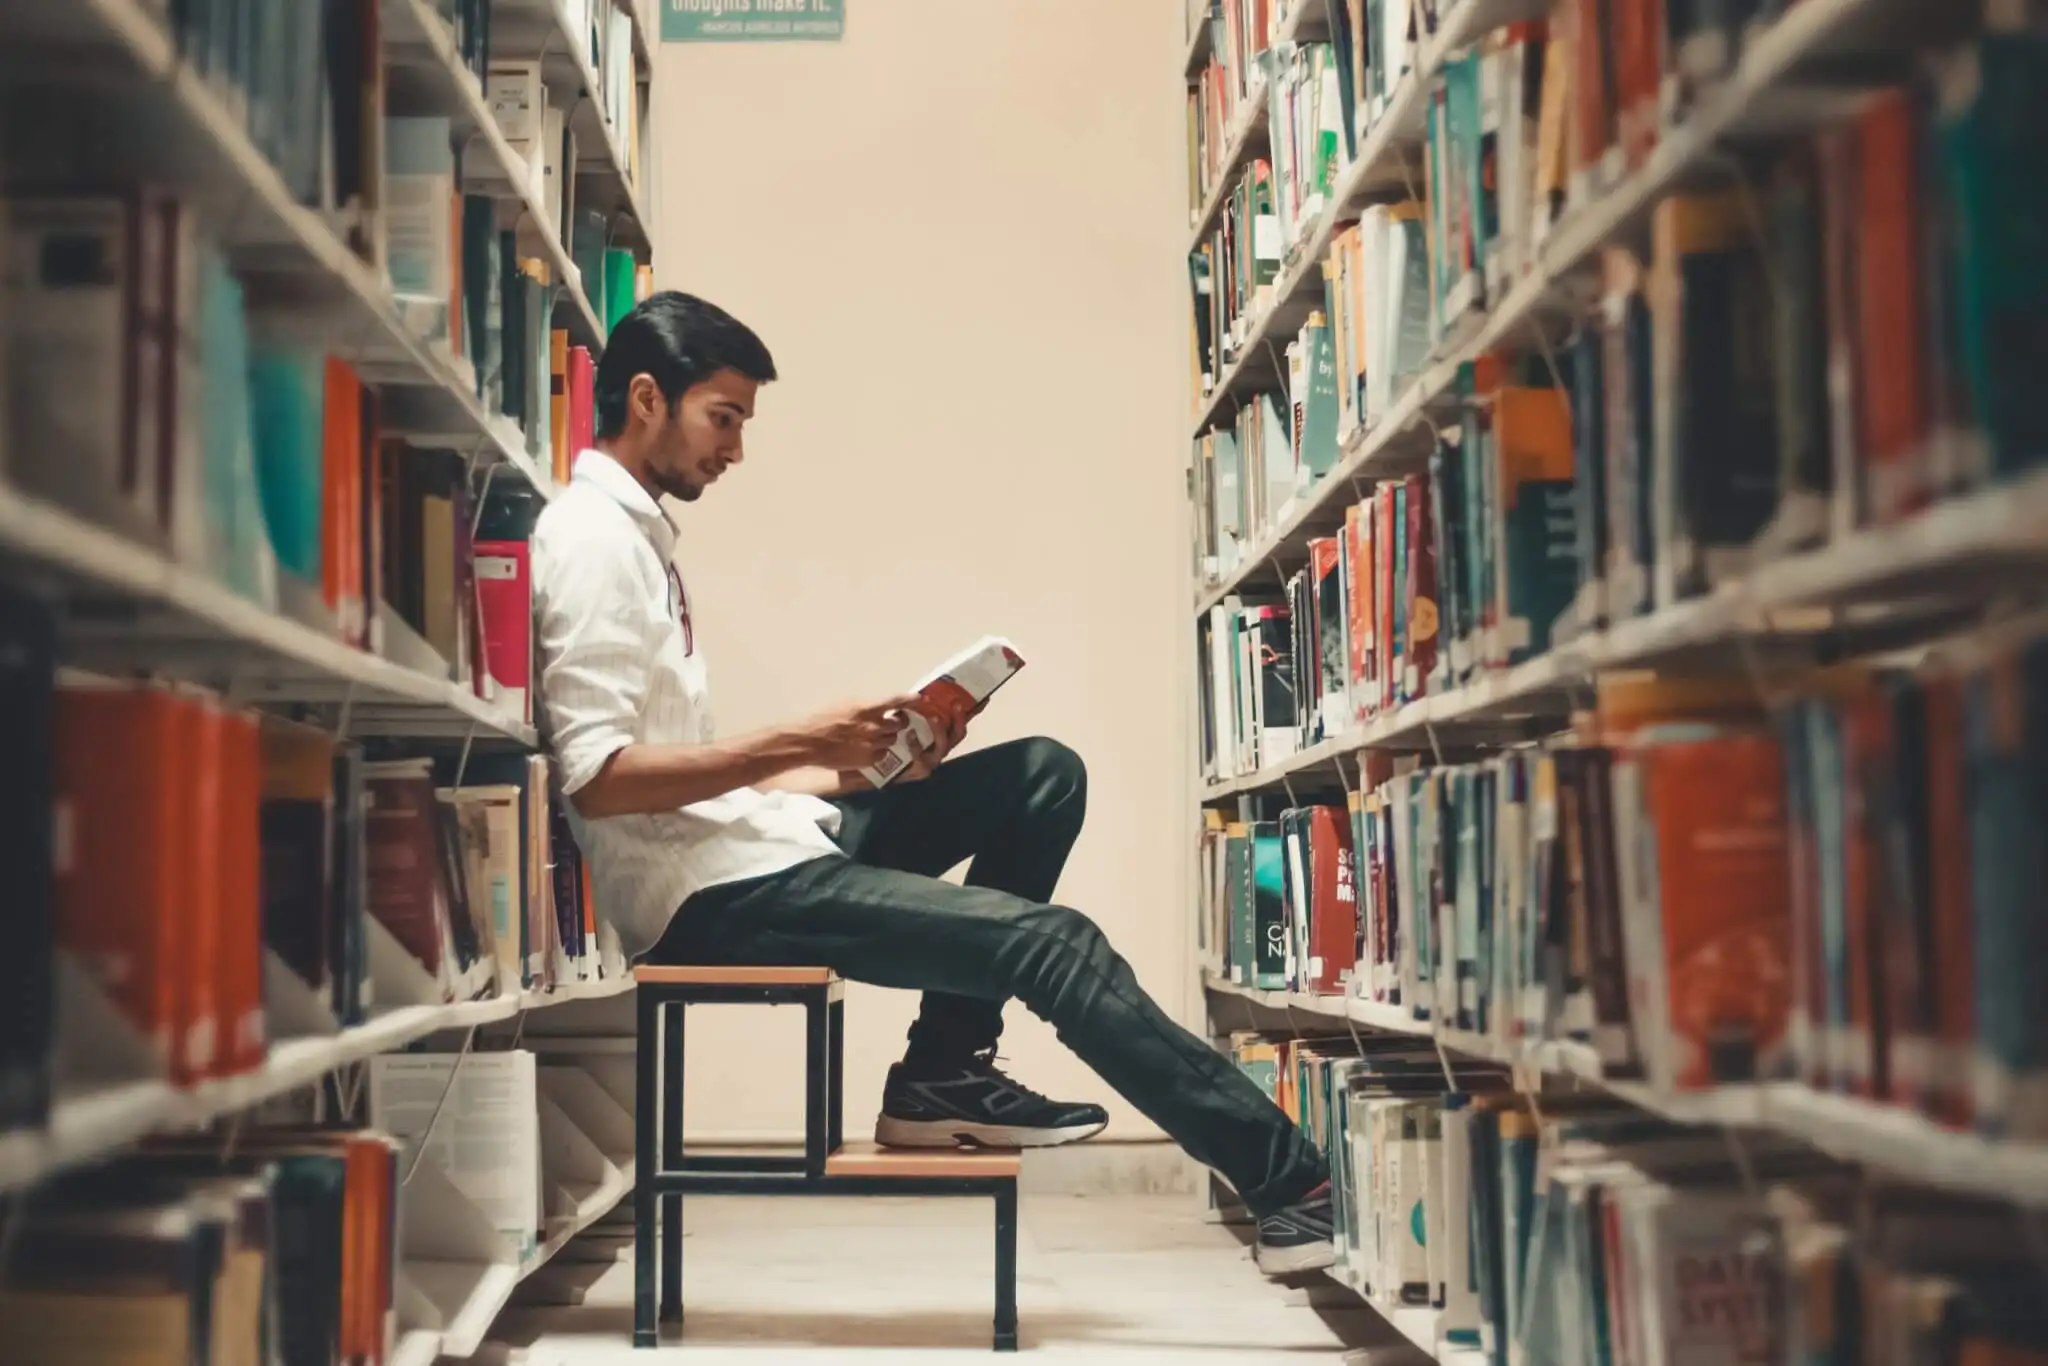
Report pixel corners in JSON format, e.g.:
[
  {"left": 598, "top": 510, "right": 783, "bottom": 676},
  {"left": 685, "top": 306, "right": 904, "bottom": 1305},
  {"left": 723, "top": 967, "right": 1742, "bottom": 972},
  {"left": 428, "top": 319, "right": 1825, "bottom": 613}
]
[{"left": 531, "top": 450, "right": 842, "bottom": 959}]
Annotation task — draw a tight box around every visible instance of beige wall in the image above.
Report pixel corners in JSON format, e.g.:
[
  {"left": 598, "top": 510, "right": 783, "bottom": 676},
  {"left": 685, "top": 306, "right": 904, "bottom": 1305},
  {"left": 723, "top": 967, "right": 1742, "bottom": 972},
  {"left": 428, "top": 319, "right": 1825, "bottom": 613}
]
[{"left": 648, "top": 0, "right": 1194, "bottom": 1141}]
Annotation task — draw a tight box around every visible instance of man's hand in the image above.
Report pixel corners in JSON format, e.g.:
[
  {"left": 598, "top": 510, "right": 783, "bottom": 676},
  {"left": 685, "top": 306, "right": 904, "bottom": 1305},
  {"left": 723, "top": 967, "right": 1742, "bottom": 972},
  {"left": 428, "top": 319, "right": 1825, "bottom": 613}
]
[
  {"left": 795, "top": 694, "right": 924, "bottom": 773},
  {"left": 832, "top": 699, "right": 970, "bottom": 790}
]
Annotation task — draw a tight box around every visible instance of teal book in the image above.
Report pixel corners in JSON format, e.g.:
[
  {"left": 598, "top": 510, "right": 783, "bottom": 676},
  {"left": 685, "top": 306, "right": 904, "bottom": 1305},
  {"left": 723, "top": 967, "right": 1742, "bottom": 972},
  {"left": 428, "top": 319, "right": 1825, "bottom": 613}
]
[
  {"left": 1449, "top": 53, "right": 1487, "bottom": 294},
  {"left": 1252, "top": 822, "right": 1289, "bottom": 990},
  {"left": 198, "top": 245, "right": 275, "bottom": 606},
  {"left": 1962, "top": 641, "right": 2048, "bottom": 1136},
  {"left": 248, "top": 342, "right": 326, "bottom": 583},
  {"left": 1300, "top": 316, "right": 1341, "bottom": 479},
  {"left": 1940, "top": 34, "right": 2048, "bottom": 480}
]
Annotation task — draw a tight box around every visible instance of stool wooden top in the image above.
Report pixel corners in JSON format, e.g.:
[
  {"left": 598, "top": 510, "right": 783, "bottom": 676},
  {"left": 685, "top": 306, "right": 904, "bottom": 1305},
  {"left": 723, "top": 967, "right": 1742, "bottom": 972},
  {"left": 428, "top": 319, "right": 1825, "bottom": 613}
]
[
  {"left": 633, "top": 965, "right": 840, "bottom": 986},
  {"left": 826, "top": 1141, "right": 1022, "bottom": 1179}
]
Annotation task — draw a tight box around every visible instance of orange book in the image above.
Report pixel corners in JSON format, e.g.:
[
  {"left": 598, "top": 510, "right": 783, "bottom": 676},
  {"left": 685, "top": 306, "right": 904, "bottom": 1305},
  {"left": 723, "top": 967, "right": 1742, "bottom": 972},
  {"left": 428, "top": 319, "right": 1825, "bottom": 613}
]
[
  {"left": 53, "top": 684, "right": 184, "bottom": 1068},
  {"left": 550, "top": 328, "right": 571, "bottom": 485},
  {"left": 323, "top": 359, "right": 364, "bottom": 643},
  {"left": 218, "top": 709, "right": 267, "bottom": 1075},
  {"left": 1345, "top": 501, "right": 1371, "bottom": 719},
  {"left": 1855, "top": 90, "right": 1931, "bottom": 525},
  {"left": 1617, "top": 727, "right": 1791, "bottom": 1091},
  {"left": 171, "top": 694, "right": 225, "bottom": 1087},
  {"left": 1534, "top": 7, "right": 1576, "bottom": 223}
]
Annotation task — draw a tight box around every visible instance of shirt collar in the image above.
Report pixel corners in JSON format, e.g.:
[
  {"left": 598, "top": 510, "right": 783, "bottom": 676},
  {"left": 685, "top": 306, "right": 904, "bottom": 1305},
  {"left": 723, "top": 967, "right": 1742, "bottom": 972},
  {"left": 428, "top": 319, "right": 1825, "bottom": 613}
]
[{"left": 572, "top": 449, "right": 679, "bottom": 559}]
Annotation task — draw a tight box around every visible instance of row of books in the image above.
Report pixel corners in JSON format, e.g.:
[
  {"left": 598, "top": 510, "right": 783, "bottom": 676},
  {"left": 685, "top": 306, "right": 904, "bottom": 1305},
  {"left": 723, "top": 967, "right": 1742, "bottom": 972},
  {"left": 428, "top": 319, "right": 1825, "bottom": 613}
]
[
  {"left": 0, "top": 1050, "right": 635, "bottom": 1366},
  {"left": 0, "top": 1130, "right": 410, "bottom": 1366},
  {"left": 1212, "top": 635, "right": 2048, "bottom": 1137},
  {"left": 1189, "top": 201, "right": 1432, "bottom": 588},
  {"left": 0, "top": 588, "right": 610, "bottom": 1137},
  {"left": 1195, "top": 37, "right": 2048, "bottom": 774},
  {"left": 1187, "top": 0, "right": 1278, "bottom": 216},
  {"left": 2, "top": 183, "right": 600, "bottom": 715},
  {"left": 565, "top": 0, "right": 649, "bottom": 195},
  {"left": 1235, "top": 1039, "right": 2048, "bottom": 1366}
]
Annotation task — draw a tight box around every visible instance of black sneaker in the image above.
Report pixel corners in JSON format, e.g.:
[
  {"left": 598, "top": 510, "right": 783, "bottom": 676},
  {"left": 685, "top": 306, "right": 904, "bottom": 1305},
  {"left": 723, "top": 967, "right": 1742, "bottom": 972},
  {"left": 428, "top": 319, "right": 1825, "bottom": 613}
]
[
  {"left": 1254, "top": 1180, "right": 1337, "bottom": 1276},
  {"left": 874, "top": 1051, "right": 1109, "bottom": 1149}
]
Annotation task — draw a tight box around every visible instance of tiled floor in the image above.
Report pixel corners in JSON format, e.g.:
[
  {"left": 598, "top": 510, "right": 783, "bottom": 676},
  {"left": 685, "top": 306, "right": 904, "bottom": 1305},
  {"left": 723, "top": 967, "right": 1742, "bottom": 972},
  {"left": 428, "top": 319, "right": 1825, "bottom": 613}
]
[{"left": 488, "top": 1195, "right": 1430, "bottom": 1364}]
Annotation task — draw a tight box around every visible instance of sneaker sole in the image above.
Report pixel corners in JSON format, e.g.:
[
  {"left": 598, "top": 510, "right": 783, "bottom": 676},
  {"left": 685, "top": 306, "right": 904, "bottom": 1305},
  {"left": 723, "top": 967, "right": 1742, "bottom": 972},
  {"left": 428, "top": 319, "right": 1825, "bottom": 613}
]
[
  {"left": 873, "top": 1115, "right": 1108, "bottom": 1150},
  {"left": 1254, "top": 1240, "right": 1338, "bottom": 1277}
]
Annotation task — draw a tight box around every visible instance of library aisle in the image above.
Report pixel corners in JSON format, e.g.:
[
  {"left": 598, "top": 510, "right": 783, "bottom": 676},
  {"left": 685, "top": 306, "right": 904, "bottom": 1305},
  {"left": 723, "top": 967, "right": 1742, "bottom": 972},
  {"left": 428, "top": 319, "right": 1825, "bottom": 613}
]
[{"left": 487, "top": 1194, "right": 1422, "bottom": 1363}]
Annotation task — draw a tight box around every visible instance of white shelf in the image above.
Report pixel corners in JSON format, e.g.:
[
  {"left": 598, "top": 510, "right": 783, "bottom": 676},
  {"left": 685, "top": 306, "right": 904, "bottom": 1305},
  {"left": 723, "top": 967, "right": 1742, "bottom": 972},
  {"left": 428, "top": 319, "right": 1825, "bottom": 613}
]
[
  {"left": 1207, "top": 974, "right": 2048, "bottom": 1205},
  {"left": 0, "top": 483, "right": 539, "bottom": 746},
  {"left": 383, "top": 0, "right": 608, "bottom": 350},
  {"left": 1202, "top": 971, "right": 1429, "bottom": 1038},
  {"left": 0, "top": 982, "right": 636, "bottom": 1197}
]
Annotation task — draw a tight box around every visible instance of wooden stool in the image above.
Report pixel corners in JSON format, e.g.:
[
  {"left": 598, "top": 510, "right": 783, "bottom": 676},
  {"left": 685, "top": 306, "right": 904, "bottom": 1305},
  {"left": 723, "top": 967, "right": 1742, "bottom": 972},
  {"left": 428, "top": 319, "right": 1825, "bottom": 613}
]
[{"left": 632, "top": 965, "right": 1021, "bottom": 1351}]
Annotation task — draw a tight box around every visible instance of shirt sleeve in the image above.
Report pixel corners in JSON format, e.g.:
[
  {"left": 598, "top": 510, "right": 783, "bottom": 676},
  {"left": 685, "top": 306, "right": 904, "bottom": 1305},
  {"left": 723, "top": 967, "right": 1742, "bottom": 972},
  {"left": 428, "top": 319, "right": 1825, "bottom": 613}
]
[{"left": 532, "top": 526, "right": 654, "bottom": 796}]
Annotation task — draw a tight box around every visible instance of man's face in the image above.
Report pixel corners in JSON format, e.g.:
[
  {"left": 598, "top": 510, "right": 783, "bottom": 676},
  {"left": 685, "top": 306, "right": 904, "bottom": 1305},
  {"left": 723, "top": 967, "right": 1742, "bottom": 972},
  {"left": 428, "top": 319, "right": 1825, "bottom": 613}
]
[{"left": 639, "top": 369, "right": 758, "bottom": 503}]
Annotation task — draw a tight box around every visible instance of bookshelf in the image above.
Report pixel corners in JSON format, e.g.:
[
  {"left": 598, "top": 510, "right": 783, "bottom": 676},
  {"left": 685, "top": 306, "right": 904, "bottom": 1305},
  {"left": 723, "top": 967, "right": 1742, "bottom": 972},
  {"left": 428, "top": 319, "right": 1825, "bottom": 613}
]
[
  {"left": 0, "top": 0, "right": 658, "bottom": 1361},
  {"left": 1187, "top": 0, "right": 2048, "bottom": 1360}
]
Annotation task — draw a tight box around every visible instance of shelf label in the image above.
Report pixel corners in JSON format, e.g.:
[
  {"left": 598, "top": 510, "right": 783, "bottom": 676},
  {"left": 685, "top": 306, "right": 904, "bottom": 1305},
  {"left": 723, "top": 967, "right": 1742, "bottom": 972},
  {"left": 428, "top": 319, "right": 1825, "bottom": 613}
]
[{"left": 662, "top": 0, "right": 845, "bottom": 41}]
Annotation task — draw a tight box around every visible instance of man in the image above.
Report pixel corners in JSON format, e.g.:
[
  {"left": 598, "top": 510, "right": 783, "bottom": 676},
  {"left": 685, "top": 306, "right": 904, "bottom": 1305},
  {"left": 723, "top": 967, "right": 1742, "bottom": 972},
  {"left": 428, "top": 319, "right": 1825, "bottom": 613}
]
[{"left": 530, "top": 292, "right": 1335, "bottom": 1274}]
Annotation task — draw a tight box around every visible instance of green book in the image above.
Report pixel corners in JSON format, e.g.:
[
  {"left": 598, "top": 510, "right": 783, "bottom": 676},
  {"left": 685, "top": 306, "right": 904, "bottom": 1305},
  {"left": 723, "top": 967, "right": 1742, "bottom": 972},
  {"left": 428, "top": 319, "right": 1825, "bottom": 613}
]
[{"left": 603, "top": 247, "right": 638, "bottom": 333}]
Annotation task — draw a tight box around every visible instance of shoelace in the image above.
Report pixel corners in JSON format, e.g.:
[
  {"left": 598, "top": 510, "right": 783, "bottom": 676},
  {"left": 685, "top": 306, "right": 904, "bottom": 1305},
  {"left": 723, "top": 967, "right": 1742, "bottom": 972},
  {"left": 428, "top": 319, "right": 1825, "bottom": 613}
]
[{"left": 969, "top": 1049, "right": 1054, "bottom": 1105}]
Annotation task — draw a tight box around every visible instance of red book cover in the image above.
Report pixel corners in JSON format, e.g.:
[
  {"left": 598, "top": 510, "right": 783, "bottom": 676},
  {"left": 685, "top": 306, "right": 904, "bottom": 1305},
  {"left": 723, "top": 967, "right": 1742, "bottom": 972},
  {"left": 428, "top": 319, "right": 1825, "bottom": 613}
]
[
  {"left": 1308, "top": 805, "right": 1357, "bottom": 996},
  {"left": 1376, "top": 487, "right": 1396, "bottom": 713},
  {"left": 1924, "top": 672, "right": 1974, "bottom": 1127},
  {"left": 1855, "top": 90, "right": 1931, "bottom": 525},
  {"left": 53, "top": 685, "right": 183, "bottom": 1069},
  {"left": 1841, "top": 684, "right": 1891, "bottom": 1100},
  {"left": 218, "top": 708, "right": 267, "bottom": 1075},
  {"left": 363, "top": 760, "right": 455, "bottom": 990},
  {"left": 569, "top": 345, "right": 595, "bottom": 463},
  {"left": 171, "top": 695, "right": 224, "bottom": 1086},
  {"left": 1632, "top": 730, "right": 1792, "bottom": 1091},
  {"left": 473, "top": 540, "right": 533, "bottom": 724},
  {"left": 322, "top": 359, "right": 364, "bottom": 644}
]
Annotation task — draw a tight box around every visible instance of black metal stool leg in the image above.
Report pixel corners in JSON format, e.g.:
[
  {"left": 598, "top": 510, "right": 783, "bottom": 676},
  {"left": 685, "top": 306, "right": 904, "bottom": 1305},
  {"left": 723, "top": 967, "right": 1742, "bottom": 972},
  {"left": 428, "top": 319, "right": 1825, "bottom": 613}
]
[
  {"left": 827, "top": 995, "right": 845, "bottom": 1153},
  {"left": 633, "top": 991, "right": 659, "bottom": 1348},
  {"left": 994, "top": 1181, "right": 1018, "bottom": 1351},
  {"left": 660, "top": 1002, "right": 685, "bottom": 1324},
  {"left": 804, "top": 990, "right": 829, "bottom": 1179}
]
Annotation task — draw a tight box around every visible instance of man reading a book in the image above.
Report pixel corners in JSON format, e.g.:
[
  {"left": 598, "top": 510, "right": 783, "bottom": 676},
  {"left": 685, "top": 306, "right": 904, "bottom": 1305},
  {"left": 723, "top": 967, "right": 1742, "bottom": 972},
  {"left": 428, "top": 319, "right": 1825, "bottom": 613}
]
[{"left": 530, "top": 292, "right": 1334, "bottom": 1273}]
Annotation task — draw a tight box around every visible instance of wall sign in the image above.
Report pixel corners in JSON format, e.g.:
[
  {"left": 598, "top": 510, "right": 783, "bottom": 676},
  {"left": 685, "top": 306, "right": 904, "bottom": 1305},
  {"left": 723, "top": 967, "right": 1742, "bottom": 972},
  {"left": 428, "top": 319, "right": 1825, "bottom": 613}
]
[{"left": 662, "top": 0, "right": 845, "bottom": 42}]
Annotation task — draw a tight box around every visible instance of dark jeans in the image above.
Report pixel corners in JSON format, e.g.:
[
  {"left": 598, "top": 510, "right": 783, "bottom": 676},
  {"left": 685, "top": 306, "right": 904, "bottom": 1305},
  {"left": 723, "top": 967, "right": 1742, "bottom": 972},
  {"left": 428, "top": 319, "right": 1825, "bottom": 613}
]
[{"left": 646, "top": 736, "right": 1328, "bottom": 1216}]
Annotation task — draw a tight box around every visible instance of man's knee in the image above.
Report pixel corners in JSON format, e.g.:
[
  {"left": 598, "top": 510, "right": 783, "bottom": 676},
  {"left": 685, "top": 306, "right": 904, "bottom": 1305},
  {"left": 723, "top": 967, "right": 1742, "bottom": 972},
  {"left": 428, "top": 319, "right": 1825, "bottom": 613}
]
[{"left": 1017, "top": 736, "right": 1086, "bottom": 812}]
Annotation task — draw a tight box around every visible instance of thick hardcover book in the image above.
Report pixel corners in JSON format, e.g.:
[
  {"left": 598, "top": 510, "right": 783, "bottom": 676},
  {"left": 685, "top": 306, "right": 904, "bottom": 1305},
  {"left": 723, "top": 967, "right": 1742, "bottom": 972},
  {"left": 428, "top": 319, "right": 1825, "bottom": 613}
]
[{"left": 363, "top": 759, "right": 458, "bottom": 997}]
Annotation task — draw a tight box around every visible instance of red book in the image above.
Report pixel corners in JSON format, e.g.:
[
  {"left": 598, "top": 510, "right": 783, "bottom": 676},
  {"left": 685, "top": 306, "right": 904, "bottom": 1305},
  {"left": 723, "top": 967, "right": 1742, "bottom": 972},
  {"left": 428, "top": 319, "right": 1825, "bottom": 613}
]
[
  {"left": 1855, "top": 90, "right": 1931, "bottom": 525},
  {"left": 1307, "top": 805, "right": 1357, "bottom": 996},
  {"left": 473, "top": 540, "right": 532, "bottom": 724},
  {"left": 569, "top": 345, "right": 595, "bottom": 462}
]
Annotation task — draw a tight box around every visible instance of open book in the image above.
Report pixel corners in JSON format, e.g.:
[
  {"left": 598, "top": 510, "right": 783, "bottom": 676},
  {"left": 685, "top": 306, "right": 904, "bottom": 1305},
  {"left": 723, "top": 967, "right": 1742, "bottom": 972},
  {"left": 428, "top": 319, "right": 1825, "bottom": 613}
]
[{"left": 861, "top": 636, "right": 1026, "bottom": 788}]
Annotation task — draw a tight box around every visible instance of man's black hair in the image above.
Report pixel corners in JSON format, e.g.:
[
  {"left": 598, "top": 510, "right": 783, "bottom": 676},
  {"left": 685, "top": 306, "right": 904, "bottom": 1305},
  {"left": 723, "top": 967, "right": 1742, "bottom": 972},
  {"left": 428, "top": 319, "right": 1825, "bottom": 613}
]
[{"left": 593, "top": 291, "right": 777, "bottom": 440}]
